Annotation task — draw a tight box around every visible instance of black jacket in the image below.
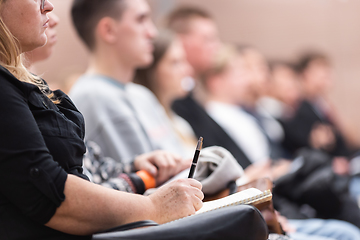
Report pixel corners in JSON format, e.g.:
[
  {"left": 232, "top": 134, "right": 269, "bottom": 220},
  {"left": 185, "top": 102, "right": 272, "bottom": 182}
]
[
  {"left": 0, "top": 66, "right": 90, "bottom": 240},
  {"left": 280, "top": 100, "right": 351, "bottom": 157},
  {"left": 172, "top": 95, "right": 252, "bottom": 169}
]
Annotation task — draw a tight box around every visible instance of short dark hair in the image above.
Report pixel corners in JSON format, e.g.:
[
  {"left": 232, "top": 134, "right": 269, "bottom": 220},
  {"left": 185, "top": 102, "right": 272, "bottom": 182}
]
[
  {"left": 71, "top": 0, "right": 127, "bottom": 50},
  {"left": 296, "top": 52, "right": 330, "bottom": 74},
  {"left": 268, "top": 60, "right": 296, "bottom": 75},
  {"left": 166, "top": 6, "right": 212, "bottom": 34}
]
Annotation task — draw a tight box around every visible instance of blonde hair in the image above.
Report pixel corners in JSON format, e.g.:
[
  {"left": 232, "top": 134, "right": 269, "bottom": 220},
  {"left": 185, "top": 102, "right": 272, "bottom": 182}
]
[
  {"left": 201, "top": 44, "right": 238, "bottom": 86},
  {"left": 0, "top": 2, "right": 57, "bottom": 102}
]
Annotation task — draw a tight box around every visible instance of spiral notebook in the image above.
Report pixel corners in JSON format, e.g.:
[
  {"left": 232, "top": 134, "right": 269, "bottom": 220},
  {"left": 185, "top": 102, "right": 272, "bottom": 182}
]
[{"left": 196, "top": 188, "right": 272, "bottom": 214}]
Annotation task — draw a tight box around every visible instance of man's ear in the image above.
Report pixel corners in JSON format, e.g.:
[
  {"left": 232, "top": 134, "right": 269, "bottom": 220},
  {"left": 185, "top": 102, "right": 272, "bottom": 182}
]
[{"left": 96, "top": 17, "right": 119, "bottom": 45}]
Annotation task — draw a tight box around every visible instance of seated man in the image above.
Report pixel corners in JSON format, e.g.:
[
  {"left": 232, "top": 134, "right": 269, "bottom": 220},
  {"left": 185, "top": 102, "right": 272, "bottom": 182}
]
[
  {"left": 25, "top": 9, "right": 188, "bottom": 193},
  {"left": 280, "top": 52, "right": 355, "bottom": 158},
  {"left": 70, "top": 0, "right": 189, "bottom": 169}
]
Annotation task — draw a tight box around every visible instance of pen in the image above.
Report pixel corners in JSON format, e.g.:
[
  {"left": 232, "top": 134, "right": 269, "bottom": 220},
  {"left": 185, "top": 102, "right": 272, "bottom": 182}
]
[{"left": 188, "top": 136, "right": 203, "bottom": 178}]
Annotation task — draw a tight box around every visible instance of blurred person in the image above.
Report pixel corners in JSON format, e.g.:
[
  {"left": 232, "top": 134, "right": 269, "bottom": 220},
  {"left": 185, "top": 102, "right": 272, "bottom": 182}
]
[
  {"left": 237, "top": 46, "right": 270, "bottom": 110},
  {"left": 202, "top": 44, "right": 271, "bottom": 165},
  {"left": 259, "top": 61, "right": 302, "bottom": 119},
  {"left": 236, "top": 49, "right": 360, "bottom": 229},
  {"left": 166, "top": 6, "right": 221, "bottom": 80},
  {"left": 278, "top": 53, "right": 360, "bottom": 207},
  {"left": 137, "top": 34, "right": 360, "bottom": 239},
  {"left": 134, "top": 30, "right": 198, "bottom": 155},
  {"left": 258, "top": 61, "right": 303, "bottom": 159},
  {"left": 167, "top": 6, "right": 254, "bottom": 164},
  {"left": 191, "top": 44, "right": 360, "bottom": 240},
  {"left": 235, "top": 47, "right": 288, "bottom": 160},
  {"left": 70, "top": 0, "right": 193, "bottom": 181},
  {"left": 0, "top": 0, "right": 204, "bottom": 238},
  {"left": 24, "top": 9, "right": 186, "bottom": 195},
  {"left": 165, "top": 6, "right": 360, "bottom": 236},
  {"left": 166, "top": 6, "right": 221, "bottom": 104},
  {"left": 281, "top": 52, "right": 354, "bottom": 160}
]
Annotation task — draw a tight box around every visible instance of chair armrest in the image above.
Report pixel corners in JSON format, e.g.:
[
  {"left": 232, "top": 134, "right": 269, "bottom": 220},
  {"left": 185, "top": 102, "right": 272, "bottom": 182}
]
[
  {"left": 92, "top": 205, "right": 268, "bottom": 240},
  {"left": 96, "top": 220, "right": 159, "bottom": 234}
]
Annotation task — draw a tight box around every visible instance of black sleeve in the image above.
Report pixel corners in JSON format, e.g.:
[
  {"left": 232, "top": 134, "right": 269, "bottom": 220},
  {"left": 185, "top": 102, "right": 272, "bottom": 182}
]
[{"left": 0, "top": 76, "right": 68, "bottom": 224}]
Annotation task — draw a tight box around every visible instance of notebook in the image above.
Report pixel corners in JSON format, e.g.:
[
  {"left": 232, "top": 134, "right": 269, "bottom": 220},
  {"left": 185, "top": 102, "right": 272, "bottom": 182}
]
[{"left": 196, "top": 188, "right": 272, "bottom": 214}]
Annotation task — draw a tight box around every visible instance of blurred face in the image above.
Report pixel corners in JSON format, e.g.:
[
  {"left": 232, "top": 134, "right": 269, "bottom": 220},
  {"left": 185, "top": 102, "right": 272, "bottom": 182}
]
[
  {"left": 271, "top": 65, "right": 301, "bottom": 106},
  {"left": 179, "top": 17, "right": 220, "bottom": 76},
  {"left": 212, "top": 55, "right": 249, "bottom": 104},
  {"left": 27, "top": 13, "right": 59, "bottom": 64},
  {"left": 0, "top": 0, "right": 54, "bottom": 52},
  {"left": 243, "top": 49, "right": 269, "bottom": 98},
  {"left": 303, "top": 60, "right": 333, "bottom": 96},
  {"left": 227, "top": 56, "right": 250, "bottom": 104},
  {"left": 154, "top": 39, "right": 193, "bottom": 102},
  {"left": 113, "top": 0, "right": 157, "bottom": 68}
]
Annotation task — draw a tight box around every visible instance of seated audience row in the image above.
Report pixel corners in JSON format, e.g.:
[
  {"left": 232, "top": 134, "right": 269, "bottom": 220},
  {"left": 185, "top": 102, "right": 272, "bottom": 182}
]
[
  {"left": 2, "top": 0, "right": 359, "bottom": 239},
  {"left": 70, "top": 4, "right": 360, "bottom": 240}
]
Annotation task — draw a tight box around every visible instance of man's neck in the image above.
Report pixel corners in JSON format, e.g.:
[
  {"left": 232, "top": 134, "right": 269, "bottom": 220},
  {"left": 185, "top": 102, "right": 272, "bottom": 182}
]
[
  {"left": 205, "top": 92, "right": 238, "bottom": 106},
  {"left": 243, "top": 94, "right": 258, "bottom": 109},
  {"left": 86, "top": 50, "right": 134, "bottom": 84}
]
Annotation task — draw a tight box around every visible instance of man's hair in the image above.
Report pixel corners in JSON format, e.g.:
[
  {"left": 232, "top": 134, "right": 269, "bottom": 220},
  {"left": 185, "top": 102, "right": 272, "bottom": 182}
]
[
  {"left": 296, "top": 52, "right": 330, "bottom": 74},
  {"left": 166, "top": 6, "right": 212, "bottom": 34},
  {"left": 268, "top": 60, "right": 296, "bottom": 75},
  {"left": 71, "top": 0, "right": 127, "bottom": 50}
]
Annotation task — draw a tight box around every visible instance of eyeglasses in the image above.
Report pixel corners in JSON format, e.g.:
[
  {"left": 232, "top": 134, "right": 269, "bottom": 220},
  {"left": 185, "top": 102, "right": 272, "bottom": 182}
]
[{"left": 40, "top": 0, "right": 45, "bottom": 10}]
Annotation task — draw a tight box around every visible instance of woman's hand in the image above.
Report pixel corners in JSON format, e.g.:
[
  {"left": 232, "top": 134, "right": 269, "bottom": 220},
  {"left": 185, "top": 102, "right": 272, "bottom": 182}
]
[
  {"left": 45, "top": 176, "right": 203, "bottom": 235},
  {"left": 134, "top": 151, "right": 191, "bottom": 185},
  {"left": 148, "top": 178, "right": 204, "bottom": 224}
]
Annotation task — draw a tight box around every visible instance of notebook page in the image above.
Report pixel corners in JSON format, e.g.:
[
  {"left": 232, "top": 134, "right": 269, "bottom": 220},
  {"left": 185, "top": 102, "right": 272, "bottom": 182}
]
[{"left": 196, "top": 188, "right": 263, "bottom": 214}]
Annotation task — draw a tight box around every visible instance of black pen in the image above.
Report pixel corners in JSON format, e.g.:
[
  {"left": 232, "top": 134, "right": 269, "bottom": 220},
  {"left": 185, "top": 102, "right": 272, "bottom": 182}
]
[{"left": 188, "top": 136, "right": 203, "bottom": 178}]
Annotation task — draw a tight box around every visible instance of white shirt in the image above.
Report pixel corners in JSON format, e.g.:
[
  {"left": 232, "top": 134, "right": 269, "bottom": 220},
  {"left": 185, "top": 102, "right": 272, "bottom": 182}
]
[{"left": 205, "top": 101, "right": 270, "bottom": 163}]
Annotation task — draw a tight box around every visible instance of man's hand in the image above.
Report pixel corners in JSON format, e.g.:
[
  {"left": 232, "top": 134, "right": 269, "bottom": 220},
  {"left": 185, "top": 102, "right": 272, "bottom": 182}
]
[
  {"left": 148, "top": 179, "right": 204, "bottom": 224},
  {"left": 332, "top": 156, "right": 350, "bottom": 175},
  {"left": 134, "top": 151, "right": 191, "bottom": 185},
  {"left": 309, "top": 123, "right": 336, "bottom": 151}
]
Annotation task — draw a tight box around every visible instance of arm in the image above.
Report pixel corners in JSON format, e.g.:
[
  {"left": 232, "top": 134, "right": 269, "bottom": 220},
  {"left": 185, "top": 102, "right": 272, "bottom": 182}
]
[
  {"left": 46, "top": 176, "right": 203, "bottom": 235},
  {"left": 84, "top": 141, "right": 191, "bottom": 191},
  {"left": 0, "top": 75, "right": 203, "bottom": 236}
]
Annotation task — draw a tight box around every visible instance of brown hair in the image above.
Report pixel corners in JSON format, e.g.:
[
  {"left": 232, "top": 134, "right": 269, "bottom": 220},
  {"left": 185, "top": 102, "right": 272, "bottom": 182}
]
[
  {"left": 268, "top": 60, "right": 296, "bottom": 75},
  {"left": 134, "top": 30, "right": 176, "bottom": 97},
  {"left": 166, "top": 6, "right": 212, "bottom": 34},
  {"left": 296, "top": 52, "right": 330, "bottom": 74},
  {"left": 201, "top": 44, "right": 238, "bottom": 87},
  {"left": 71, "top": 0, "right": 127, "bottom": 50}
]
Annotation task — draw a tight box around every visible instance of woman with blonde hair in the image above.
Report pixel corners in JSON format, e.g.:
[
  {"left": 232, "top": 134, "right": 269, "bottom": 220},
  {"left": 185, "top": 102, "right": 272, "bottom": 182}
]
[{"left": 0, "top": 0, "right": 205, "bottom": 238}]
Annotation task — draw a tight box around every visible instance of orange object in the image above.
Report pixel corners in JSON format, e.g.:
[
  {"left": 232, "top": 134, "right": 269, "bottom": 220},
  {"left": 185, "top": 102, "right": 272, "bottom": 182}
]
[{"left": 136, "top": 170, "right": 156, "bottom": 190}]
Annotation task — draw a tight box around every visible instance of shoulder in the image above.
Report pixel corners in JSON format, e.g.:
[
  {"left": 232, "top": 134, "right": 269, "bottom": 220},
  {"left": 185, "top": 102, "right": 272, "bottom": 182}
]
[
  {"left": 0, "top": 65, "right": 38, "bottom": 102},
  {"left": 70, "top": 75, "right": 127, "bottom": 105},
  {"left": 127, "top": 83, "right": 159, "bottom": 102},
  {"left": 70, "top": 75, "right": 116, "bottom": 96},
  {"left": 127, "top": 82, "right": 153, "bottom": 95}
]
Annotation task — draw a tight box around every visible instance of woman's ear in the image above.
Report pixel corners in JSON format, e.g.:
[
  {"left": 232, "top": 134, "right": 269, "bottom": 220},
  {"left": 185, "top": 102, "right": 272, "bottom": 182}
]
[{"left": 96, "top": 17, "right": 118, "bottom": 45}]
